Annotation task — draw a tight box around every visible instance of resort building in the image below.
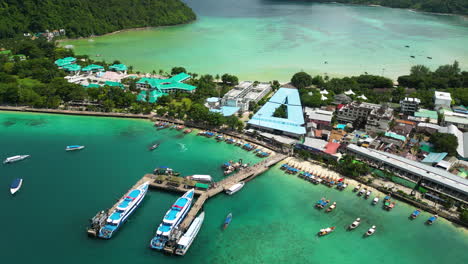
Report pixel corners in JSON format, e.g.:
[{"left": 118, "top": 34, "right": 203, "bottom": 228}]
[
  {"left": 434, "top": 91, "right": 452, "bottom": 110},
  {"left": 54, "top": 57, "right": 76, "bottom": 68},
  {"left": 336, "top": 102, "right": 380, "bottom": 125},
  {"left": 346, "top": 144, "right": 468, "bottom": 204},
  {"left": 248, "top": 87, "right": 306, "bottom": 138},
  {"left": 440, "top": 109, "right": 468, "bottom": 130},
  {"left": 136, "top": 73, "right": 196, "bottom": 94},
  {"left": 220, "top": 81, "right": 272, "bottom": 113},
  {"left": 296, "top": 137, "right": 341, "bottom": 159},
  {"left": 400, "top": 97, "right": 420, "bottom": 115},
  {"left": 408, "top": 109, "right": 438, "bottom": 124},
  {"left": 365, "top": 105, "right": 394, "bottom": 134},
  {"left": 109, "top": 64, "right": 128, "bottom": 74},
  {"left": 82, "top": 64, "right": 105, "bottom": 73}
]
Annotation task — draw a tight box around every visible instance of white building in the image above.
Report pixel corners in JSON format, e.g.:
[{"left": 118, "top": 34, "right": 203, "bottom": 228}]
[
  {"left": 434, "top": 91, "right": 452, "bottom": 109},
  {"left": 221, "top": 81, "right": 272, "bottom": 113},
  {"left": 400, "top": 97, "right": 420, "bottom": 115}
]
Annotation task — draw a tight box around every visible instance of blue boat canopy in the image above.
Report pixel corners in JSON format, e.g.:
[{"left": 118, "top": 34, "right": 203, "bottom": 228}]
[{"left": 11, "top": 178, "right": 22, "bottom": 188}]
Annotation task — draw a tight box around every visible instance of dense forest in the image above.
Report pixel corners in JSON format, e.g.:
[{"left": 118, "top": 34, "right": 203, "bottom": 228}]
[
  {"left": 281, "top": 0, "right": 468, "bottom": 15},
  {"left": 0, "top": 0, "right": 196, "bottom": 38}
]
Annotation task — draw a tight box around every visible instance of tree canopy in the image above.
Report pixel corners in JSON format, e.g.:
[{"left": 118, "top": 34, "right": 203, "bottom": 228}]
[
  {"left": 429, "top": 133, "right": 458, "bottom": 156},
  {"left": 291, "top": 71, "right": 313, "bottom": 89},
  {"left": 0, "top": 0, "right": 196, "bottom": 39}
]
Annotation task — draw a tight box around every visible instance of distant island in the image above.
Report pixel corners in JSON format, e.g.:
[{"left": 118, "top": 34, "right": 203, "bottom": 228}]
[
  {"left": 0, "top": 0, "right": 196, "bottom": 39},
  {"left": 283, "top": 0, "right": 468, "bottom": 16}
]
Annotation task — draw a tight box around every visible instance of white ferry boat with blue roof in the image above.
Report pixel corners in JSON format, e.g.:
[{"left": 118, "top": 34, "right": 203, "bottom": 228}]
[
  {"left": 98, "top": 182, "right": 149, "bottom": 239},
  {"left": 150, "top": 189, "right": 194, "bottom": 250}
]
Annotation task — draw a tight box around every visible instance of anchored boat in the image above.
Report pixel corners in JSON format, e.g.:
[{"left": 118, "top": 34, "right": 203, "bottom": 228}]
[
  {"left": 3, "top": 155, "right": 30, "bottom": 164},
  {"left": 150, "top": 189, "right": 195, "bottom": 250},
  {"left": 365, "top": 225, "right": 376, "bottom": 237},
  {"left": 66, "top": 145, "right": 85, "bottom": 151},
  {"left": 225, "top": 182, "right": 245, "bottom": 195},
  {"left": 365, "top": 190, "right": 372, "bottom": 199},
  {"left": 175, "top": 212, "right": 205, "bottom": 256},
  {"left": 98, "top": 182, "right": 149, "bottom": 239},
  {"left": 187, "top": 175, "right": 212, "bottom": 183},
  {"left": 318, "top": 226, "right": 335, "bottom": 236},
  {"left": 410, "top": 209, "right": 421, "bottom": 219},
  {"left": 372, "top": 197, "right": 379, "bottom": 205},
  {"left": 348, "top": 218, "right": 361, "bottom": 230},
  {"left": 10, "top": 178, "right": 23, "bottom": 195},
  {"left": 223, "top": 213, "right": 232, "bottom": 230},
  {"left": 326, "top": 202, "right": 337, "bottom": 212},
  {"left": 315, "top": 198, "right": 330, "bottom": 209},
  {"left": 149, "top": 143, "right": 160, "bottom": 151},
  {"left": 426, "top": 215, "right": 438, "bottom": 225}
]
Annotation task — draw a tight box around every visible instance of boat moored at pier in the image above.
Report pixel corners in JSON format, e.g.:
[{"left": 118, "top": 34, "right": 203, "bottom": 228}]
[
  {"left": 98, "top": 182, "right": 149, "bottom": 239},
  {"left": 426, "top": 215, "right": 438, "bottom": 225},
  {"left": 225, "top": 182, "right": 245, "bottom": 195},
  {"left": 150, "top": 189, "right": 195, "bottom": 250},
  {"left": 175, "top": 212, "right": 205, "bottom": 256},
  {"left": 187, "top": 175, "right": 212, "bottom": 183}
]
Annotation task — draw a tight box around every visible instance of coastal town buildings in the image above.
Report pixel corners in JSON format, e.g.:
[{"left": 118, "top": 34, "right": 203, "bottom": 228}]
[
  {"left": 136, "top": 73, "right": 196, "bottom": 103},
  {"left": 248, "top": 87, "right": 306, "bottom": 138},
  {"left": 365, "top": 105, "right": 394, "bottom": 134},
  {"left": 408, "top": 109, "right": 438, "bottom": 124},
  {"left": 400, "top": 97, "right": 420, "bottom": 115},
  {"left": 346, "top": 144, "right": 468, "bottom": 204},
  {"left": 434, "top": 91, "right": 452, "bottom": 110},
  {"left": 218, "top": 81, "right": 272, "bottom": 114},
  {"left": 440, "top": 109, "right": 468, "bottom": 130},
  {"left": 304, "top": 107, "right": 333, "bottom": 130}
]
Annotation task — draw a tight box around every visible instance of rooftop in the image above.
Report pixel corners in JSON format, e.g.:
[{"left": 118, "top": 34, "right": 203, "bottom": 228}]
[
  {"left": 422, "top": 152, "right": 448, "bottom": 164},
  {"left": 82, "top": 64, "right": 104, "bottom": 72},
  {"left": 248, "top": 88, "right": 306, "bottom": 135},
  {"left": 384, "top": 132, "right": 406, "bottom": 142},
  {"left": 210, "top": 106, "right": 240, "bottom": 116},
  {"left": 137, "top": 90, "right": 168, "bottom": 103},
  {"left": 137, "top": 73, "right": 195, "bottom": 92},
  {"left": 414, "top": 109, "right": 438, "bottom": 120},
  {"left": 304, "top": 108, "right": 333, "bottom": 123},
  {"left": 435, "top": 91, "right": 452, "bottom": 101},
  {"left": 109, "top": 64, "right": 128, "bottom": 72},
  {"left": 54, "top": 57, "right": 76, "bottom": 67},
  {"left": 347, "top": 144, "right": 468, "bottom": 196}
]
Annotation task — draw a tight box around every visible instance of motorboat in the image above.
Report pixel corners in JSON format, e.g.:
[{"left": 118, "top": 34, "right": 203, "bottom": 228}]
[
  {"left": 365, "top": 225, "right": 376, "bottom": 237},
  {"left": 372, "top": 197, "right": 379, "bottom": 205},
  {"left": 66, "top": 145, "right": 85, "bottom": 151},
  {"left": 353, "top": 184, "right": 361, "bottom": 192},
  {"left": 358, "top": 188, "right": 366, "bottom": 196},
  {"left": 187, "top": 175, "right": 212, "bottom": 183},
  {"left": 315, "top": 198, "right": 330, "bottom": 209},
  {"left": 149, "top": 143, "right": 159, "bottom": 151},
  {"left": 365, "top": 190, "right": 372, "bottom": 199},
  {"left": 426, "top": 215, "right": 438, "bottom": 225},
  {"left": 10, "top": 178, "right": 23, "bottom": 195},
  {"left": 225, "top": 182, "right": 245, "bottom": 195},
  {"left": 223, "top": 213, "right": 232, "bottom": 230},
  {"left": 410, "top": 209, "right": 421, "bottom": 219},
  {"left": 325, "top": 202, "right": 336, "bottom": 213},
  {"left": 348, "top": 218, "right": 361, "bottom": 230},
  {"left": 318, "top": 226, "right": 335, "bottom": 236},
  {"left": 3, "top": 155, "right": 30, "bottom": 164}
]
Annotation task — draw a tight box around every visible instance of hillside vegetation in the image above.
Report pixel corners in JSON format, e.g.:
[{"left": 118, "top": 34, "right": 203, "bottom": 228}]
[
  {"left": 285, "top": 0, "right": 468, "bottom": 15},
  {"left": 0, "top": 0, "right": 196, "bottom": 38}
]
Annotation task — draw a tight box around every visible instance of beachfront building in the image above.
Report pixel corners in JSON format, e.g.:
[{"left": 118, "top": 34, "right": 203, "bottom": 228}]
[
  {"left": 248, "top": 87, "right": 306, "bottom": 138},
  {"left": 136, "top": 72, "right": 196, "bottom": 94},
  {"left": 408, "top": 109, "right": 438, "bottom": 124},
  {"left": 296, "top": 137, "right": 341, "bottom": 159},
  {"left": 82, "top": 64, "right": 105, "bottom": 73},
  {"left": 137, "top": 90, "right": 168, "bottom": 103},
  {"left": 54, "top": 57, "right": 76, "bottom": 68},
  {"left": 440, "top": 109, "right": 468, "bottom": 130},
  {"left": 336, "top": 102, "right": 380, "bottom": 125},
  {"left": 109, "top": 64, "right": 128, "bottom": 74},
  {"left": 400, "top": 97, "right": 420, "bottom": 115},
  {"left": 434, "top": 91, "right": 452, "bottom": 110},
  {"left": 219, "top": 81, "right": 272, "bottom": 114},
  {"left": 304, "top": 108, "right": 333, "bottom": 130},
  {"left": 365, "top": 105, "right": 394, "bottom": 134},
  {"left": 438, "top": 125, "right": 468, "bottom": 160},
  {"left": 346, "top": 144, "right": 468, "bottom": 204}
]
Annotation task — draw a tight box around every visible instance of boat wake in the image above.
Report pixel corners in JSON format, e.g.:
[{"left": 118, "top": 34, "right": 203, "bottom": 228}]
[{"left": 178, "top": 143, "right": 187, "bottom": 152}]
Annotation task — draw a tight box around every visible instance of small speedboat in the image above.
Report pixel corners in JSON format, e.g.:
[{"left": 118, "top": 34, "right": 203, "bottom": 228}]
[
  {"left": 426, "top": 215, "right": 438, "bottom": 225},
  {"left": 318, "top": 226, "right": 335, "bottom": 236},
  {"left": 149, "top": 143, "right": 159, "bottom": 151},
  {"left": 3, "top": 155, "right": 30, "bottom": 164},
  {"left": 10, "top": 178, "right": 23, "bottom": 194},
  {"left": 66, "top": 145, "right": 85, "bottom": 151},
  {"left": 353, "top": 184, "right": 361, "bottom": 192},
  {"left": 372, "top": 197, "right": 379, "bottom": 205},
  {"left": 223, "top": 213, "right": 232, "bottom": 230},
  {"left": 358, "top": 188, "right": 366, "bottom": 196},
  {"left": 326, "top": 202, "right": 336, "bottom": 213},
  {"left": 348, "top": 218, "right": 361, "bottom": 230},
  {"left": 410, "top": 209, "right": 421, "bottom": 219},
  {"left": 365, "top": 191, "right": 372, "bottom": 199},
  {"left": 365, "top": 225, "right": 376, "bottom": 237}
]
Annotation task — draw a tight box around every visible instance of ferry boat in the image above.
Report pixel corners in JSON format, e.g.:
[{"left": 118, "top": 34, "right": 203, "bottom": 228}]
[
  {"left": 426, "top": 215, "right": 438, "bottom": 225},
  {"left": 365, "top": 225, "right": 376, "bottom": 237},
  {"left": 187, "top": 175, "right": 212, "bottom": 183},
  {"left": 65, "top": 145, "right": 85, "bottom": 151},
  {"left": 175, "top": 212, "right": 205, "bottom": 256},
  {"left": 10, "top": 178, "right": 23, "bottom": 195},
  {"left": 348, "top": 218, "right": 361, "bottom": 230},
  {"left": 225, "top": 182, "right": 245, "bottom": 195},
  {"left": 3, "top": 155, "right": 30, "bottom": 164},
  {"left": 223, "top": 213, "right": 232, "bottom": 230},
  {"left": 150, "top": 189, "right": 195, "bottom": 250},
  {"left": 318, "top": 226, "right": 335, "bottom": 236},
  {"left": 410, "top": 209, "right": 421, "bottom": 219},
  {"left": 98, "top": 182, "right": 149, "bottom": 239}
]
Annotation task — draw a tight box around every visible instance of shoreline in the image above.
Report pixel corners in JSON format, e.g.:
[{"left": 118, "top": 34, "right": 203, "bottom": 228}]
[{"left": 0, "top": 106, "right": 151, "bottom": 119}]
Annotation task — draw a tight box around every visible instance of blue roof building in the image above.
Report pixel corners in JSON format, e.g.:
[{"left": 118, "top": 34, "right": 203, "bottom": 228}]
[
  {"left": 136, "top": 73, "right": 196, "bottom": 94},
  {"left": 248, "top": 88, "right": 306, "bottom": 138}
]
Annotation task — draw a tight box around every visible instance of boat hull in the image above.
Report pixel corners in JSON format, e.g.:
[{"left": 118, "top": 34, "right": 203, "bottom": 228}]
[
  {"left": 10, "top": 179, "right": 23, "bottom": 195},
  {"left": 175, "top": 212, "right": 205, "bottom": 256}
]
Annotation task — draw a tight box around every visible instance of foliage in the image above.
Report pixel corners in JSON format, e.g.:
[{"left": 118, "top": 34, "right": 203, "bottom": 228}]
[
  {"left": 429, "top": 133, "right": 458, "bottom": 156},
  {"left": 461, "top": 209, "right": 468, "bottom": 225},
  {"left": 273, "top": 104, "right": 287, "bottom": 118},
  {"left": 0, "top": 0, "right": 196, "bottom": 39},
  {"left": 291, "top": 71, "right": 313, "bottom": 89},
  {"left": 221, "top": 74, "right": 239, "bottom": 85},
  {"left": 171, "top": 67, "right": 186, "bottom": 75},
  {"left": 398, "top": 61, "right": 467, "bottom": 90},
  {"left": 337, "top": 155, "right": 370, "bottom": 178}
]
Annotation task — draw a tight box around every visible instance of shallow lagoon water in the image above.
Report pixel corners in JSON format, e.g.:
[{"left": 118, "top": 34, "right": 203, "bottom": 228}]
[
  {"left": 62, "top": 0, "right": 468, "bottom": 80},
  {"left": 1, "top": 111, "right": 467, "bottom": 263}
]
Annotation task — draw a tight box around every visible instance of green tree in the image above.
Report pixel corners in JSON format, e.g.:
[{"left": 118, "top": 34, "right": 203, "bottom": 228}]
[
  {"left": 429, "top": 133, "right": 458, "bottom": 156},
  {"left": 291, "top": 72, "right": 313, "bottom": 89},
  {"left": 171, "top": 67, "right": 187, "bottom": 75}
]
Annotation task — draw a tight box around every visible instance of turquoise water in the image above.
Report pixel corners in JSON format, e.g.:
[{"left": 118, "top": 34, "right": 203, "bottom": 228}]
[
  {"left": 61, "top": 1, "right": 468, "bottom": 81},
  {"left": 1, "top": 111, "right": 467, "bottom": 263}
]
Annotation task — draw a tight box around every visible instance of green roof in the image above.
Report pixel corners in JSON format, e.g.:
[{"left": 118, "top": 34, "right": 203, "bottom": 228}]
[
  {"left": 104, "top": 81, "right": 124, "bottom": 88},
  {"left": 54, "top": 57, "right": 76, "bottom": 67},
  {"left": 420, "top": 144, "right": 434, "bottom": 153},
  {"left": 195, "top": 183, "right": 209, "bottom": 189},
  {"left": 109, "top": 64, "right": 128, "bottom": 71},
  {"left": 384, "top": 132, "right": 406, "bottom": 142},
  {"left": 85, "top": 83, "right": 101, "bottom": 88},
  {"left": 63, "top": 64, "right": 81, "bottom": 72},
  {"left": 137, "top": 90, "right": 168, "bottom": 103},
  {"left": 82, "top": 64, "right": 104, "bottom": 72},
  {"left": 136, "top": 73, "right": 196, "bottom": 92},
  {"left": 414, "top": 109, "right": 438, "bottom": 120}
]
